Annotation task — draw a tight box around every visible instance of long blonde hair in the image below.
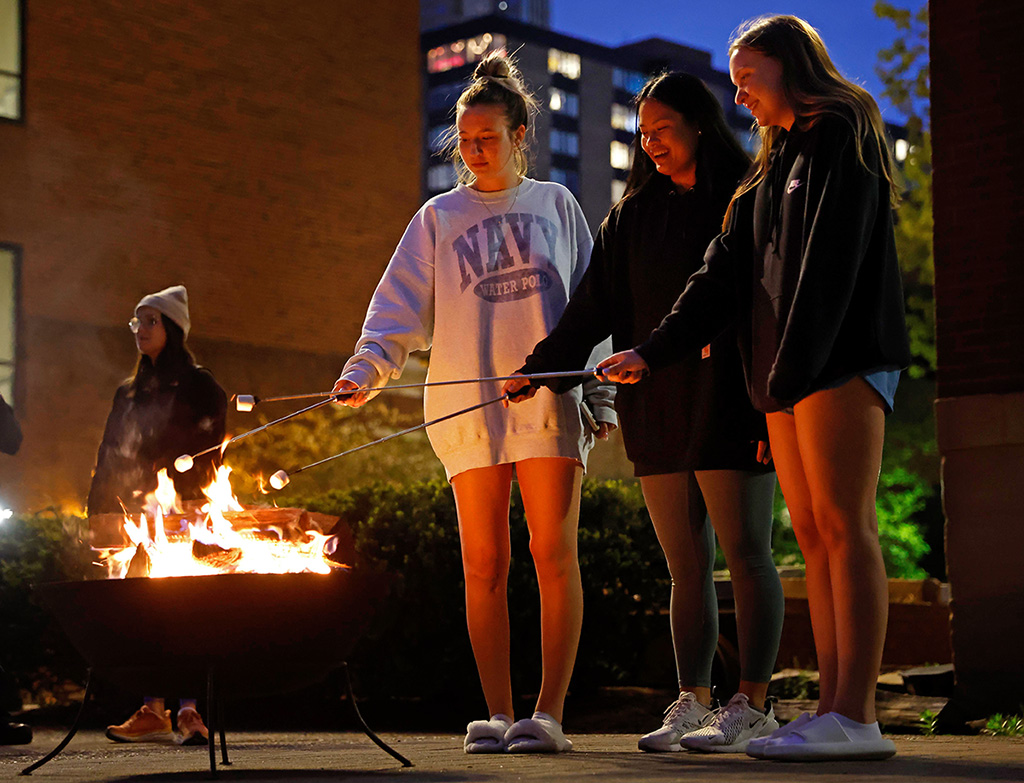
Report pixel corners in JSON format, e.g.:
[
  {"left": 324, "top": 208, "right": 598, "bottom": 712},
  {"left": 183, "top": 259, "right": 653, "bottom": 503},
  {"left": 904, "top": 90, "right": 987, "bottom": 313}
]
[{"left": 726, "top": 15, "right": 899, "bottom": 226}]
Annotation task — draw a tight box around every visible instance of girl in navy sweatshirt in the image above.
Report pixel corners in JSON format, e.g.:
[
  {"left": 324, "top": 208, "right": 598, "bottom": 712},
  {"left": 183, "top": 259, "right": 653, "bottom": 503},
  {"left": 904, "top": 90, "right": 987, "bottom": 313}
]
[{"left": 600, "top": 16, "right": 910, "bottom": 761}]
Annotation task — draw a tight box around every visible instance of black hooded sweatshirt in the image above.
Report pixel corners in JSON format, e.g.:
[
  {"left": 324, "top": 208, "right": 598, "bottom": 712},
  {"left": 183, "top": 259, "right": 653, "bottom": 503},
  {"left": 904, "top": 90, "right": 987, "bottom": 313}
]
[
  {"left": 637, "top": 113, "right": 911, "bottom": 413},
  {"left": 519, "top": 171, "right": 769, "bottom": 475}
]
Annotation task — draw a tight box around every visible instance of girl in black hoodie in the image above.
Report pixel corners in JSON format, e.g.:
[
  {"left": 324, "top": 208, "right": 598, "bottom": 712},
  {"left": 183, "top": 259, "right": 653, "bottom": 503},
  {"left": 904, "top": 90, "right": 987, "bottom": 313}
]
[
  {"left": 504, "top": 73, "right": 783, "bottom": 753},
  {"left": 600, "top": 16, "right": 910, "bottom": 761}
]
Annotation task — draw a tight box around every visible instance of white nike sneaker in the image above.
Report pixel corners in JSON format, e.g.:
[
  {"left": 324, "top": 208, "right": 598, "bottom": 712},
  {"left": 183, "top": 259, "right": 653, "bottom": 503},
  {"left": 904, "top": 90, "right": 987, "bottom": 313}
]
[
  {"left": 680, "top": 692, "right": 779, "bottom": 753},
  {"left": 638, "top": 692, "right": 714, "bottom": 752}
]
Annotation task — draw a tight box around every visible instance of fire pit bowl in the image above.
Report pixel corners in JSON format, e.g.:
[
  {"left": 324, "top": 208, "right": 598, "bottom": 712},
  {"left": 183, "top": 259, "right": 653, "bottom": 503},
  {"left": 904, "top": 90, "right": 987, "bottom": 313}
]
[
  {"left": 24, "top": 569, "right": 411, "bottom": 777},
  {"left": 35, "top": 570, "right": 392, "bottom": 697}
]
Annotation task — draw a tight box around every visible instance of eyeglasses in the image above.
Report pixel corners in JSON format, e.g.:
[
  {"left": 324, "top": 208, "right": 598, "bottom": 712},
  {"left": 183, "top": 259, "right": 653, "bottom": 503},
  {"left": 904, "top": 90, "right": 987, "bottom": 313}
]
[{"left": 128, "top": 315, "right": 162, "bottom": 333}]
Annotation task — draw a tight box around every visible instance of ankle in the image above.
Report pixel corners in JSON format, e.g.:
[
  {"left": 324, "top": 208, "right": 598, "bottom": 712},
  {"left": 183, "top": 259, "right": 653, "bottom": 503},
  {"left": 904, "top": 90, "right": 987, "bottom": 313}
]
[{"left": 679, "top": 688, "right": 712, "bottom": 709}]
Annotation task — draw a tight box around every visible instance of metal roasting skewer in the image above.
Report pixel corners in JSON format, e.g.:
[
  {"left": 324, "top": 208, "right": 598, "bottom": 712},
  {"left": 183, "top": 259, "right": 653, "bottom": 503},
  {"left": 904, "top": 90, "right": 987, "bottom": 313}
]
[
  {"left": 235, "top": 367, "right": 603, "bottom": 411},
  {"left": 173, "top": 398, "right": 336, "bottom": 473},
  {"left": 267, "top": 393, "right": 511, "bottom": 490}
]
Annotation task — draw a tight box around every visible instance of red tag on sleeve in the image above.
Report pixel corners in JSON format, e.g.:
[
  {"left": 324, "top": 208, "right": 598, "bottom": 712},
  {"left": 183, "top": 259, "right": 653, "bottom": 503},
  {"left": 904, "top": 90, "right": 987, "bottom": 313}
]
[{"left": 701, "top": 344, "right": 711, "bottom": 359}]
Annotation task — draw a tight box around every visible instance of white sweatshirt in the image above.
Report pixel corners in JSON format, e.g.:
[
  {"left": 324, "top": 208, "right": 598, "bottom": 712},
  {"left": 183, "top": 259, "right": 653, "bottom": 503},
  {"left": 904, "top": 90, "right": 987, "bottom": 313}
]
[{"left": 341, "top": 178, "right": 616, "bottom": 480}]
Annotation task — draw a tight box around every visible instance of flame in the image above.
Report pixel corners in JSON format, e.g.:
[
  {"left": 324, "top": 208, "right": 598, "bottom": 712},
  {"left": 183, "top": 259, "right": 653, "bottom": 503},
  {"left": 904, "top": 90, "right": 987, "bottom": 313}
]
[{"left": 96, "top": 468, "right": 338, "bottom": 579}]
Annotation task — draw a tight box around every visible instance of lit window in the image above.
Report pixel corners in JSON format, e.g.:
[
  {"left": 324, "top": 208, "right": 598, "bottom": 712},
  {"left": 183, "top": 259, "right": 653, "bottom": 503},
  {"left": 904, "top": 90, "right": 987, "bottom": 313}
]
[
  {"left": 551, "top": 129, "right": 579, "bottom": 157},
  {"left": 613, "top": 68, "right": 646, "bottom": 96},
  {"left": 428, "top": 124, "right": 452, "bottom": 154},
  {"left": 549, "top": 88, "right": 579, "bottom": 117},
  {"left": 611, "top": 179, "right": 627, "bottom": 205},
  {"left": 550, "top": 168, "right": 580, "bottom": 194},
  {"left": 895, "top": 138, "right": 910, "bottom": 163},
  {"left": 0, "top": 0, "right": 22, "bottom": 121},
  {"left": 427, "top": 164, "right": 456, "bottom": 192},
  {"left": 428, "top": 33, "right": 507, "bottom": 74},
  {"left": 611, "top": 104, "right": 636, "bottom": 132},
  {"left": 548, "top": 48, "right": 581, "bottom": 80},
  {"left": 0, "top": 245, "right": 17, "bottom": 403},
  {"left": 610, "top": 140, "right": 631, "bottom": 170}
]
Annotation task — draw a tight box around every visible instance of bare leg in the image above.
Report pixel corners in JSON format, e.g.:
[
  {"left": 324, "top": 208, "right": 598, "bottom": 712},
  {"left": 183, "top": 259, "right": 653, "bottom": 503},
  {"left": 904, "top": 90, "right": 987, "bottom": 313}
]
[
  {"left": 792, "top": 378, "right": 888, "bottom": 723},
  {"left": 452, "top": 463, "right": 516, "bottom": 720},
  {"left": 516, "top": 457, "right": 584, "bottom": 724},
  {"left": 640, "top": 471, "right": 715, "bottom": 708},
  {"left": 766, "top": 411, "right": 838, "bottom": 714}
]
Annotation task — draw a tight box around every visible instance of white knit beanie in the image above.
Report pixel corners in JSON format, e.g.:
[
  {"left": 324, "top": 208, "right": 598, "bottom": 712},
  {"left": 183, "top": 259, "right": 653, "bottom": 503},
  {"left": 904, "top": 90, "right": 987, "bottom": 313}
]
[{"left": 135, "top": 285, "right": 191, "bottom": 338}]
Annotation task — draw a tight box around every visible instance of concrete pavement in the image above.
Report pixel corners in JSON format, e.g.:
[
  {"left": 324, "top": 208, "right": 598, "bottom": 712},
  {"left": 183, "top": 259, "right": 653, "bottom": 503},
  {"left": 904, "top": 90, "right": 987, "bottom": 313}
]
[{"left": 2, "top": 729, "right": 1023, "bottom": 782}]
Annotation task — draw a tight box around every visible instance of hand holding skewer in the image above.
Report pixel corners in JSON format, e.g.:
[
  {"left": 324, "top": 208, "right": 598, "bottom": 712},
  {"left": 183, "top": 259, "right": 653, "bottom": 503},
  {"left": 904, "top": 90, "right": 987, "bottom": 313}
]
[
  {"left": 234, "top": 369, "right": 602, "bottom": 412},
  {"left": 500, "top": 373, "right": 538, "bottom": 406},
  {"left": 596, "top": 350, "right": 650, "bottom": 384},
  {"left": 331, "top": 378, "right": 369, "bottom": 408}
]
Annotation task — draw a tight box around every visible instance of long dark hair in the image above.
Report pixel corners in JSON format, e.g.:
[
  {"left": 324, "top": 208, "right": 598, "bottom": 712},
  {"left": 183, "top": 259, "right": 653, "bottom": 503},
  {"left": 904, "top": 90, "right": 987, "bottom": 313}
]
[
  {"left": 727, "top": 15, "right": 899, "bottom": 216},
  {"left": 622, "top": 72, "right": 751, "bottom": 202},
  {"left": 129, "top": 315, "right": 196, "bottom": 393}
]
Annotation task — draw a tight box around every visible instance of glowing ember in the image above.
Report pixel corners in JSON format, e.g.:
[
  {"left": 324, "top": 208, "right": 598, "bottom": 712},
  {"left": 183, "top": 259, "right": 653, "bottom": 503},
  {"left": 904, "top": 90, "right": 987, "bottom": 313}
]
[{"left": 95, "top": 468, "right": 339, "bottom": 579}]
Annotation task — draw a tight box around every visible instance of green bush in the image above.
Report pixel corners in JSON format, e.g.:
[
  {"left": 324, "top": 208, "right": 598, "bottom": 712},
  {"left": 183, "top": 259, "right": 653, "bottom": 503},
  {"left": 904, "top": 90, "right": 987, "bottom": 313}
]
[
  {"left": 295, "top": 478, "right": 671, "bottom": 702},
  {"left": 0, "top": 510, "right": 94, "bottom": 706},
  {"left": 982, "top": 713, "right": 1024, "bottom": 738},
  {"left": 224, "top": 398, "right": 444, "bottom": 499},
  {"left": 876, "top": 466, "right": 931, "bottom": 579}
]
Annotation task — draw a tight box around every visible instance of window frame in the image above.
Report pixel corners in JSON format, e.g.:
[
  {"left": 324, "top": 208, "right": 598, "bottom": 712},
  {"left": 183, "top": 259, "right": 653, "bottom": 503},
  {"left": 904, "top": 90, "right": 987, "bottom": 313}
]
[
  {"left": 0, "top": 242, "right": 22, "bottom": 409},
  {"left": 0, "top": 0, "right": 25, "bottom": 124}
]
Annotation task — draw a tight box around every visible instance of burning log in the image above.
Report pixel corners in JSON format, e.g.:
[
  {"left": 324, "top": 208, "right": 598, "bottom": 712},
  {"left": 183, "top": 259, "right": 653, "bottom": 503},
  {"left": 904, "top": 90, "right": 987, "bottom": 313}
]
[
  {"left": 89, "top": 467, "right": 358, "bottom": 579},
  {"left": 125, "top": 543, "right": 151, "bottom": 579},
  {"left": 191, "top": 540, "right": 243, "bottom": 571}
]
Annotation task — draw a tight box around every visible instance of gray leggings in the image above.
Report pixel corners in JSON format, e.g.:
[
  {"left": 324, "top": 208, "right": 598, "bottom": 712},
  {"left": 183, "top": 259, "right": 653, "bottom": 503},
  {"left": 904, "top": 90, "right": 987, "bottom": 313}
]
[{"left": 640, "top": 470, "right": 783, "bottom": 688}]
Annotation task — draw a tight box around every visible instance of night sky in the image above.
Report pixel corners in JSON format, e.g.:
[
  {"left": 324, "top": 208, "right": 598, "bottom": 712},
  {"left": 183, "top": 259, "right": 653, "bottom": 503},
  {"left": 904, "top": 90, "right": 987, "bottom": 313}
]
[{"left": 551, "top": 1, "right": 910, "bottom": 121}]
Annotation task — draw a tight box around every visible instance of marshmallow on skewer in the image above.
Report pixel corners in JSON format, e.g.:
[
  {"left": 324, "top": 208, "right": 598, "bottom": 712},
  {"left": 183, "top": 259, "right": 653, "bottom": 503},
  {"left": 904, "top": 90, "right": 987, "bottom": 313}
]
[
  {"left": 174, "top": 454, "right": 194, "bottom": 473},
  {"left": 235, "top": 395, "right": 257, "bottom": 412},
  {"left": 269, "top": 469, "right": 290, "bottom": 490}
]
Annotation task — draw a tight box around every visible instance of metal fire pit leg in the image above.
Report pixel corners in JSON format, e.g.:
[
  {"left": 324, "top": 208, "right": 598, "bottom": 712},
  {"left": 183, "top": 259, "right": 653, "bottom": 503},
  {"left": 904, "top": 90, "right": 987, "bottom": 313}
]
[
  {"left": 218, "top": 698, "right": 230, "bottom": 766},
  {"left": 341, "top": 663, "right": 412, "bottom": 767},
  {"left": 206, "top": 666, "right": 218, "bottom": 778},
  {"left": 20, "top": 670, "right": 94, "bottom": 776}
]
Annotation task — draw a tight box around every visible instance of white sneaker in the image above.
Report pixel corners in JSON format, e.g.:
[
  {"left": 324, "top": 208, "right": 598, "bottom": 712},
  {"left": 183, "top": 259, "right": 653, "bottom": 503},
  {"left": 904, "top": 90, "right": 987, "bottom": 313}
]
[
  {"left": 680, "top": 693, "right": 779, "bottom": 753},
  {"left": 761, "top": 712, "right": 896, "bottom": 761},
  {"left": 638, "top": 692, "right": 714, "bottom": 752}
]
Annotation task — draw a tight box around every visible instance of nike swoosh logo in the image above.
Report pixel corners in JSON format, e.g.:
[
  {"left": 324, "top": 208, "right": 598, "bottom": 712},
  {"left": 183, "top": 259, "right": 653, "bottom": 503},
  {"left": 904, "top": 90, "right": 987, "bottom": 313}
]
[{"left": 787, "top": 179, "right": 803, "bottom": 194}]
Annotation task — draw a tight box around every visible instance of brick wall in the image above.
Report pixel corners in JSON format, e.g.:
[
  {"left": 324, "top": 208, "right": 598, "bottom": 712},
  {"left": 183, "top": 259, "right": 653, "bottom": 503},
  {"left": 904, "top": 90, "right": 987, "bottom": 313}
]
[
  {"left": 931, "top": 0, "right": 1024, "bottom": 399},
  {"left": 0, "top": 0, "right": 422, "bottom": 509},
  {"left": 931, "top": 0, "right": 1024, "bottom": 721}
]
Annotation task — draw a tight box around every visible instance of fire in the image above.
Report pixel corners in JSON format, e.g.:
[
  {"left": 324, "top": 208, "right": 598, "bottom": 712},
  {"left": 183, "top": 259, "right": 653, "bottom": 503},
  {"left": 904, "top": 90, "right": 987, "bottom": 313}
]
[{"left": 96, "top": 468, "right": 339, "bottom": 579}]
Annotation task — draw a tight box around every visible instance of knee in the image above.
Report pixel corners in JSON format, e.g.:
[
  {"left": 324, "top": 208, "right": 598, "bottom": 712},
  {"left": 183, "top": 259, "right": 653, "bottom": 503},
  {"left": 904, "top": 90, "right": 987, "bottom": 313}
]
[
  {"left": 528, "top": 535, "right": 577, "bottom": 582},
  {"left": 787, "top": 508, "right": 831, "bottom": 563},
  {"left": 810, "top": 502, "right": 878, "bottom": 554},
  {"left": 721, "top": 539, "right": 776, "bottom": 583},
  {"left": 463, "top": 550, "right": 510, "bottom": 594}
]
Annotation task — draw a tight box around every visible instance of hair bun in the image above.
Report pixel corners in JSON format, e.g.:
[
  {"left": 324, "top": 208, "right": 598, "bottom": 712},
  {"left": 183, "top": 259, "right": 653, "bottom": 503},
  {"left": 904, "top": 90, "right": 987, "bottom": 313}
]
[{"left": 473, "top": 52, "right": 512, "bottom": 81}]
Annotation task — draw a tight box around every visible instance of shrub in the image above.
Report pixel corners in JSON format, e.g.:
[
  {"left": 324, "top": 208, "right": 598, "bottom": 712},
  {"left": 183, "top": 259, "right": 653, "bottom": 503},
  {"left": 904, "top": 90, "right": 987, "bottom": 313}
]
[
  {"left": 981, "top": 713, "right": 1024, "bottom": 738},
  {"left": 0, "top": 510, "right": 94, "bottom": 706},
  {"left": 224, "top": 398, "right": 444, "bottom": 499},
  {"left": 295, "top": 478, "right": 672, "bottom": 702}
]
